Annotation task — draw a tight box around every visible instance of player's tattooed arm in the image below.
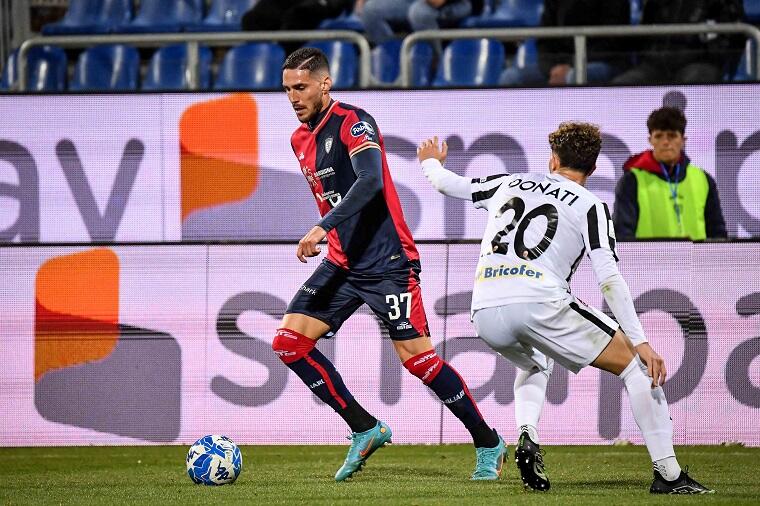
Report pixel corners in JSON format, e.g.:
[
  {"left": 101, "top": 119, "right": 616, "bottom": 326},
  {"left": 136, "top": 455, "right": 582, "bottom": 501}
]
[{"left": 418, "top": 137, "right": 472, "bottom": 200}]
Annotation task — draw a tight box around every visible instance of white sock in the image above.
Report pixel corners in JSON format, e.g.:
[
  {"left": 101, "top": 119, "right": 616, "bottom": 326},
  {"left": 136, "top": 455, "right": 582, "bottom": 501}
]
[
  {"left": 514, "top": 366, "right": 549, "bottom": 445},
  {"left": 620, "top": 357, "right": 681, "bottom": 478},
  {"left": 654, "top": 456, "right": 682, "bottom": 482}
]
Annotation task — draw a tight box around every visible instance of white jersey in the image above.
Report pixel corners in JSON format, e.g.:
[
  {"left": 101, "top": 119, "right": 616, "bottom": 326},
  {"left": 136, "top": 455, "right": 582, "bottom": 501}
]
[
  {"left": 469, "top": 171, "right": 618, "bottom": 310},
  {"left": 421, "top": 157, "right": 646, "bottom": 345}
]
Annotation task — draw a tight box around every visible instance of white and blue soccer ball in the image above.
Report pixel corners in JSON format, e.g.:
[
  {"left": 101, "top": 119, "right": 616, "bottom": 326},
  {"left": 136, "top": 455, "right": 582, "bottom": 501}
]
[{"left": 186, "top": 435, "right": 243, "bottom": 485}]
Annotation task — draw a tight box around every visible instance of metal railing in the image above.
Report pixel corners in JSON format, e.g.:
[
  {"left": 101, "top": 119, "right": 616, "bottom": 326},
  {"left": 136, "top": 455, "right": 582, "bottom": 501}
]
[
  {"left": 0, "top": 0, "right": 13, "bottom": 68},
  {"left": 400, "top": 23, "right": 760, "bottom": 87},
  {"left": 16, "top": 29, "right": 372, "bottom": 91},
  {"left": 13, "top": 23, "right": 760, "bottom": 91}
]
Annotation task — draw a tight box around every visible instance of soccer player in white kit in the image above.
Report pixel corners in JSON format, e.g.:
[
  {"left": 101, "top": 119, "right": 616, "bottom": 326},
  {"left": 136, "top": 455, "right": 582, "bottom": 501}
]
[{"left": 417, "top": 123, "right": 713, "bottom": 494}]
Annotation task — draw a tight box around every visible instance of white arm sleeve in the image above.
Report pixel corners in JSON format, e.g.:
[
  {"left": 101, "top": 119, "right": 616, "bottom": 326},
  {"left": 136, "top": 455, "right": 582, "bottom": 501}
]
[
  {"left": 589, "top": 250, "right": 648, "bottom": 346},
  {"left": 421, "top": 158, "right": 472, "bottom": 200}
]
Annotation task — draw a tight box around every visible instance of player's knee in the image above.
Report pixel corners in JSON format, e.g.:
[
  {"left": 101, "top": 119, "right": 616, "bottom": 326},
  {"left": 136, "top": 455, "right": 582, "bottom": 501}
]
[
  {"left": 271, "top": 328, "right": 315, "bottom": 365},
  {"left": 403, "top": 350, "right": 443, "bottom": 385}
]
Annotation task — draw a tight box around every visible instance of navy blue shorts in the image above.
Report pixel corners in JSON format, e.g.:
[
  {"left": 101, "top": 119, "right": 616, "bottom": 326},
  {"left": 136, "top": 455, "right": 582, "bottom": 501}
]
[{"left": 286, "top": 259, "right": 430, "bottom": 341}]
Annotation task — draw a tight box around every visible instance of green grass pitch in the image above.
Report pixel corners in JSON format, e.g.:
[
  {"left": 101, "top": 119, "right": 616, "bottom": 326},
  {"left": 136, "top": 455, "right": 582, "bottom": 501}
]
[{"left": 1, "top": 445, "right": 759, "bottom": 505}]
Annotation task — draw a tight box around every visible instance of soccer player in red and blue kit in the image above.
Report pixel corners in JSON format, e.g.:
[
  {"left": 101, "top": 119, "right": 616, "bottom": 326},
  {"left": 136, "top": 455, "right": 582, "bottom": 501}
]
[{"left": 273, "top": 47, "right": 506, "bottom": 481}]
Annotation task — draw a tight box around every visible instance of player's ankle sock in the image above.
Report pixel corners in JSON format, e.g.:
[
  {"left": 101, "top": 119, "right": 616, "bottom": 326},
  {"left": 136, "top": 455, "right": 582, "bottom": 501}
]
[
  {"left": 468, "top": 422, "right": 500, "bottom": 448},
  {"left": 653, "top": 456, "right": 682, "bottom": 481},
  {"left": 519, "top": 424, "right": 540, "bottom": 445},
  {"left": 620, "top": 356, "right": 677, "bottom": 463},
  {"left": 338, "top": 399, "right": 378, "bottom": 434},
  {"left": 272, "top": 328, "right": 354, "bottom": 413},
  {"left": 514, "top": 366, "right": 550, "bottom": 444},
  {"left": 403, "top": 351, "right": 497, "bottom": 448}
]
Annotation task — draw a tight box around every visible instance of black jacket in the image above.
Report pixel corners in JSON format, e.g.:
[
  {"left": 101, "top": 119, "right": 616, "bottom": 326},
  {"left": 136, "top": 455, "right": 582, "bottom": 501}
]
[
  {"left": 537, "top": 0, "right": 631, "bottom": 76},
  {"left": 636, "top": 0, "right": 745, "bottom": 74},
  {"left": 613, "top": 150, "right": 727, "bottom": 240}
]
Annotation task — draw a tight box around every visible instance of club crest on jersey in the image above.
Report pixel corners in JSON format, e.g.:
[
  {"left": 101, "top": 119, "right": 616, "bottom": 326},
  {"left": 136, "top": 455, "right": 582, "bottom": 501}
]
[
  {"left": 325, "top": 136, "right": 333, "bottom": 153},
  {"left": 350, "top": 121, "right": 375, "bottom": 138}
]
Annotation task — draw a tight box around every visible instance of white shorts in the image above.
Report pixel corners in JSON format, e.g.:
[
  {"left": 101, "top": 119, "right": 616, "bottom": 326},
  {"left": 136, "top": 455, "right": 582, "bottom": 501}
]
[{"left": 472, "top": 296, "right": 618, "bottom": 374}]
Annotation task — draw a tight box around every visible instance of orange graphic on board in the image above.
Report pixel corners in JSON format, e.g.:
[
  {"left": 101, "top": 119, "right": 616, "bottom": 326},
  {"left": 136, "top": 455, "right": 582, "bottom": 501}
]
[
  {"left": 180, "top": 93, "right": 260, "bottom": 221},
  {"left": 34, "top": 248, "right": 119, "bottom": 381}
]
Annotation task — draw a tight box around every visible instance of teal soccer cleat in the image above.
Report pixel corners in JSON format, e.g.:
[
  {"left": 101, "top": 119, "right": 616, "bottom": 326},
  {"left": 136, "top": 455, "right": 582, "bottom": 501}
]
[
  {"left": 471, "top": 433, "right": 507, "bottom": 480},
  {"left": 334, "top": 421, "right": 393, "bottom": 481}
]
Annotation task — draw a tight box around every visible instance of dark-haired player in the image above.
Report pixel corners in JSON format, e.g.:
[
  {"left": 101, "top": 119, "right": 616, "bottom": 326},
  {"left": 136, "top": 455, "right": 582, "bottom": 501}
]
[
  {"left": 273, "top": 47, "right": 506, "bottom": 482},
  {"left": 418, "top": 123, "right": 713, "bottom": 494}
]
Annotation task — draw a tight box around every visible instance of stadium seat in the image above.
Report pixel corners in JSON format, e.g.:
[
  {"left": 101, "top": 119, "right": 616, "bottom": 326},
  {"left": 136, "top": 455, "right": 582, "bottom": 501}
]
[
  {"left": 306, "top": 40, "right": 358, "bottom": 89},
  {"left": 514, "top": 38, "right": 538, "bottom": 69},
  {"left": 70, "top": 44, "right": 140, "bottom": 91},
  {"left": 319, "top": 12, "right": 365, "bottom": 32},
  {"left": 0, "top": 45, "right": 67, "bottom": 91},
  {"left": 460, "top": 0, "right": 543, "bottom": 28},
  {"left": 630, "top": 0, "right": 642, "bottom": 24},
  {"left": 215, "top": 42, "right": 286, "bottom": 90},
  {"left": 117, "top": 0, "right": 204, "bottom": 33},
  {"left": 371, "top": 39, "right": 434, "bottom": 86},
  {"left": 43, "top": 0, "right": 133, "bottom": 35},
  {"left": 143, "top": 44, "right": 213, "bottom": 91},
  {"left": 728, "top": 39, "right": 756, "bottom": 82},
  {"left": 186, "top": 0, "right": 257, "bottom": 32},
  {"left": 746, "top": 0, "right": 760, "bottom": 24},
  {"left": 433, "top": 39, "right": 505, "bottom": 87}
]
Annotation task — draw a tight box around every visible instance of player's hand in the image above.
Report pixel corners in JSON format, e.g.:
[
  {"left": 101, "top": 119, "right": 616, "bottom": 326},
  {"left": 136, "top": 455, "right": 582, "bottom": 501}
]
[
  {"left": 635, "top": 342, "right": 667, "bottom": 387},
  {"left": 297, "top": 226, "right": 327, "bottom": 263},
  {"left": 417, "top": 136, "right": 448, "bottom": 164}
]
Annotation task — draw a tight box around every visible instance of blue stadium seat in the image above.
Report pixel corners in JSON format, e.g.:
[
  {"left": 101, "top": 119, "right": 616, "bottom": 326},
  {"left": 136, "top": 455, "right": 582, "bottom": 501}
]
[
  {"left": 143, "top": 44, "right": 212, "bottom": 91},
  {"left": 70, "top": 44, "right": 140, "bottom": 91},
  {"left": 117, "top": 0, "right": 204, "bottom": 33},
  {"left": 515, "top": 38, "right": 538, "bottom": 68},
  {"left": 0, "top": 45, "right": 67, "bottom": 91},
  {"left": 728, "top": 39, "right": 756, "bottom": 81},
  {"left": 306, "top": 40, "right": 358, "bottom": 89},
  {"left": 215, "top": 42, "right": 286, "bottom": 90},
  {"left": 319, "top": 12, "right": 365, "bottom": 32},
  {"left": 43, "top": 0, "right": 133, "bottom": 35},
  {"left": 371, "top": 39, "right": 434, "bottom": 87},
  {"left": 433, "top": 39, "right": 505, "bottom": 87},
  {"left": 630, "top": 0, "right": 642, "bottom": 24},
  {"left": 186, "top": 0, "right": 256, "bottom": 32},
  {"left": 746, "top": 0, "right": 760, "bottom": 24},
  {"left": 461, "top": 0, "right": 543, "bottom": 28}
]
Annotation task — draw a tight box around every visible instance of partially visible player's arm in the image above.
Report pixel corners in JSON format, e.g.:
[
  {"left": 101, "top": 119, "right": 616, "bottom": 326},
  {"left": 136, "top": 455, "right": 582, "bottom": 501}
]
[
  {"left": 589, "top": 218, "right": 670, "bottom": 385},
  {"left": 418, "top": 137, "right": 508, "bottom": 207},
  {"left": 584, "top": 202, "right": 648, "bottom": 346},
  {"left": 317, "top": 147, "right": 383, "bottom": 232},
  {"left": 590, "top": 250, "right": 647, "bottom": 346},
  {"left": 418, "top": 137, "right": 471, "bottom": 199},
  {"left": 420, "top": 158, "right": 472, "bottom": 200}
]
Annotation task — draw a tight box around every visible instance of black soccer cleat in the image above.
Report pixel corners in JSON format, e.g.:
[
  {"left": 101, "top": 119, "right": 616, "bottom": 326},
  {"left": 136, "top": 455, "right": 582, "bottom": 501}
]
[
  {"left": 650, "top": 468, "right": 715, "bottom": 494},
  {"left": 514, "top": 431, "right": 550, "bottom": 491}
]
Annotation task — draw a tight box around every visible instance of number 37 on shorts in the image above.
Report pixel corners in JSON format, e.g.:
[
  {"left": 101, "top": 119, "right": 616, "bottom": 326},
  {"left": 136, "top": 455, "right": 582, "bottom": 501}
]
[{"left": 285, "top": 259, "right": 430, "bottom": 341}]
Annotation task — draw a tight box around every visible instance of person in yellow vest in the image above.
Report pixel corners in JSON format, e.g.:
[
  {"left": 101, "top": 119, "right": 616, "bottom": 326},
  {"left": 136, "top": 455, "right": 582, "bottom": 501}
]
[{"left": 614, "top": 107, "right": 727, "bottom": 240}]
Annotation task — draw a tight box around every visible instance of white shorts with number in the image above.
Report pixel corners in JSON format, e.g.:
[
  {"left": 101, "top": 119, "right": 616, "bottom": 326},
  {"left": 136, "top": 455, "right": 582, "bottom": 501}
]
[{"left": 472, "top": 296, "right": 618, "bottom": 374}]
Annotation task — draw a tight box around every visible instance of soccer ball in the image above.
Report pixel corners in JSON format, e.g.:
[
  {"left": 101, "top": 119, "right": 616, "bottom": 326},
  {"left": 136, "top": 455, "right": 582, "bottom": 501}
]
[{"left": 186, "top": 435, "right": 243, "bottom": 485}]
